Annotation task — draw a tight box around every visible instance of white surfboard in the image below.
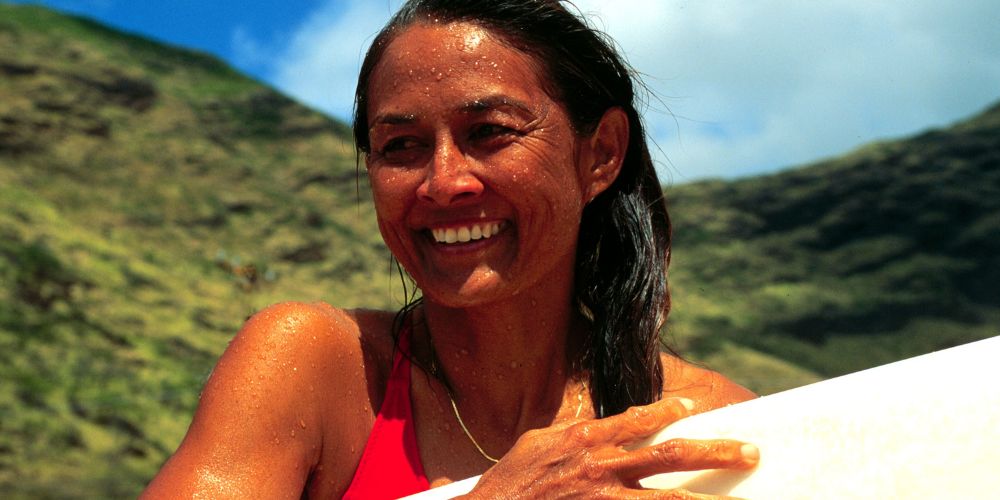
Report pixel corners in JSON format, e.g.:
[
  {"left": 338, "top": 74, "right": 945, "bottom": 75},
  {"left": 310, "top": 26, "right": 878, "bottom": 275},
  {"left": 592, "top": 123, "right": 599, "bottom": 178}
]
[{"left": 404, "top": 336, "right": 1000, "bottom": 499}]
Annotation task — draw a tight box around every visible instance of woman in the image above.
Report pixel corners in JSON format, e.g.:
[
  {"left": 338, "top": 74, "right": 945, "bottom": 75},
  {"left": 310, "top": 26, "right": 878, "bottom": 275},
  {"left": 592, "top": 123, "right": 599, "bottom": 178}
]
[{"left": 143, "top": 1, "right": 758, "bottom": 498}]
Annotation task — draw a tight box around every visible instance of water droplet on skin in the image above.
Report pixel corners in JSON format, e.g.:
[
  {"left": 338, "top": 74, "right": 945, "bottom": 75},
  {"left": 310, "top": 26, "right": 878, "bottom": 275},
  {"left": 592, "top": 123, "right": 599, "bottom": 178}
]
[
  {"left": 299, "top": 419, "right": 307, "bottom": 429},
  {"left": 291, "top": 429, "right": 296, "bottom": 437}
]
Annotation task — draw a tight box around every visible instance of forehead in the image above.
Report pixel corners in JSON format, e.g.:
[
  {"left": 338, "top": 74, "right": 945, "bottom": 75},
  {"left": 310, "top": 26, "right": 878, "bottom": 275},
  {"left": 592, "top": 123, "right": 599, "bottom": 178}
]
[{"left": 367, "top": 21, "right": 552, "bottom": 116}]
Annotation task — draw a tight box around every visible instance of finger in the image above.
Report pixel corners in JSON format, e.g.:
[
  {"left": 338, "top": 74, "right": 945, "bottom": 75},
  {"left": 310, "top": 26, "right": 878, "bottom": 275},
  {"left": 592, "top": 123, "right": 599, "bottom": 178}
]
[
  {"left": 611, "top": 439, "right": 759, "bottom": 479},
  {"left": 603, "top": 398, "right": 694, "bottom": 445},
  {"left": 610, "top": 486, "right": 746, "bottom": 500},
  {"left": 563, "top": 398, "right": 690, "bottom": 449}
]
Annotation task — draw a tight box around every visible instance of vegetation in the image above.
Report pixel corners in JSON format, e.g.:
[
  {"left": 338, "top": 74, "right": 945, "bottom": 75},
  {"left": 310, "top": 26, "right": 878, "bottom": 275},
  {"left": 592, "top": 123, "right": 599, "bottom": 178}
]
[
  {"left": 1, "top": 3, "right": 996, "bottom": 497},
  {"left": 0, "top": 4, "right": 392, "bottom": 497},
  {"left": 664, "top": 101, "right": 1000, "bottom": 393}
]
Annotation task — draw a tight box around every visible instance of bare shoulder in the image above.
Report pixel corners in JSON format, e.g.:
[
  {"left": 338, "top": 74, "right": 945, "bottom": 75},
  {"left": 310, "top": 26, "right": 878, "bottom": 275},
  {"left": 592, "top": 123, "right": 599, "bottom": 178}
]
[
  {"left": 142, "top": 302, "right": 396, "bottom": 499},
  {"left": 659, "top": 352, "right": 757, "bottom": 414}
]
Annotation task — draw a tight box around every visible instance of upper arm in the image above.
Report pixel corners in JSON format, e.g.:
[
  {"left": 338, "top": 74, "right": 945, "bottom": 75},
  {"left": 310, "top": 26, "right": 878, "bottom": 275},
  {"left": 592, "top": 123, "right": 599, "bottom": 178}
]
[
  {"left": 660, "top": 352, "right": 757, "bottom": 414},
  {"left": 142, "top": 302, "right": 363, "bottom": 499}
]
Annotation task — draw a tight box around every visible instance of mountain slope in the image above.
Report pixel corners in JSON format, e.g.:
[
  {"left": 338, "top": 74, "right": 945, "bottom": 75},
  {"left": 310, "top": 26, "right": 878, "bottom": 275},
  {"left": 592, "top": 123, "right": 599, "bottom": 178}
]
[
  {"left": 0, "top": 4, "right": 391, "bottom": 497},
  {"left": 665, "top": 101, "right": 1000, "bottom": 392}
]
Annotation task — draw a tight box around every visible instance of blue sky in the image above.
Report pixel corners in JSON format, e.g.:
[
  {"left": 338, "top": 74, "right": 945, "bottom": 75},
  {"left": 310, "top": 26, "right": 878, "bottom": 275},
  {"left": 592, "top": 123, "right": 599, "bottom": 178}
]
[{"left": 9, "top": 0, "right": 1000, "bottom": 182}]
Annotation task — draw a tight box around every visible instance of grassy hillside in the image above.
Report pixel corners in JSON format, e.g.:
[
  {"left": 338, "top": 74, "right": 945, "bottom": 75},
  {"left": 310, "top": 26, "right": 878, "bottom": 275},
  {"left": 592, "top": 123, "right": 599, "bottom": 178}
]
[
  {"left": 1, "top": 3, "right": 997, "bottom": 498},
  {"left": 666, "top": 102, "right": 1000, "bottom": 393},
  {"left": 0, "top": 4, "right": 394, "bottom": 497}
]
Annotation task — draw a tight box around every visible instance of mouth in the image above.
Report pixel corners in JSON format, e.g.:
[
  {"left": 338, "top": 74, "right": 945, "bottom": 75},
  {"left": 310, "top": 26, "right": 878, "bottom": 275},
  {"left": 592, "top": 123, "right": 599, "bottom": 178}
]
[{"left": 429, "top": 221, "right": 508, "bottom": 245}]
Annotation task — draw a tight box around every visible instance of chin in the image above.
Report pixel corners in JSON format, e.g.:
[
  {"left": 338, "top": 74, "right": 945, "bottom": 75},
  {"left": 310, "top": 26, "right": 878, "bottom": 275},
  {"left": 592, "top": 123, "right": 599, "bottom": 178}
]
[{"left": 418, "top": 274, "right": 515, "bottom": 309}]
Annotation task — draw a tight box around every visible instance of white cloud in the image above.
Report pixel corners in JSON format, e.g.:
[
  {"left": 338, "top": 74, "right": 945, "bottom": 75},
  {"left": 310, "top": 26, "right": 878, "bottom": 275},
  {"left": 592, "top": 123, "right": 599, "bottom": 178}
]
[
  {"left": 270, "top": 0, "right": 405, "bottom": 119},
  {"left": 265, "top": 0, "right": 1000, "bottom": 181},
  {"left": 231, "top": 26, "right": 274, "bottom": 71},
  {"left": 572, "top": 0, "right": 1000, "bottom": 181}
]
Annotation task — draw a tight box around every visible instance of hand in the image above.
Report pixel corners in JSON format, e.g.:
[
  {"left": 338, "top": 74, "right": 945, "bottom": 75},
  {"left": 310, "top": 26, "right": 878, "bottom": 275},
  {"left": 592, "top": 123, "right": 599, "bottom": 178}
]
[{"left": 462, "top": 397, "right": 759, "bottom": 499}]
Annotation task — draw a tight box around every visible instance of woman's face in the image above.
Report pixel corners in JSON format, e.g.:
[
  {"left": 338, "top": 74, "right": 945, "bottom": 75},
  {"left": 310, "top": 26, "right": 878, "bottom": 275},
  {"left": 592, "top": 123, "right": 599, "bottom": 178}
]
[{"left": 365, "top": 21, "right": 599, "bottom": 307}]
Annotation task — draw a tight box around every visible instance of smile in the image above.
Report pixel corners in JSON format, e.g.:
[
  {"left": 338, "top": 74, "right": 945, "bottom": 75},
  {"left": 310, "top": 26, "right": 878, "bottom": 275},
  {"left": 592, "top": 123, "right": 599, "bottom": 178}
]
[{"left": 430, "top": 221, "right": 507, "bottom": 244}]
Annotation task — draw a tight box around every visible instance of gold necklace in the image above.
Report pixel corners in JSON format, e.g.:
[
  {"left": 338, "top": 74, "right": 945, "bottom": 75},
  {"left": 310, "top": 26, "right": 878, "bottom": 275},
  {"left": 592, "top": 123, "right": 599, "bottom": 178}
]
[{"left": 448, "top": 380, "right": 589, "bottom": 464}]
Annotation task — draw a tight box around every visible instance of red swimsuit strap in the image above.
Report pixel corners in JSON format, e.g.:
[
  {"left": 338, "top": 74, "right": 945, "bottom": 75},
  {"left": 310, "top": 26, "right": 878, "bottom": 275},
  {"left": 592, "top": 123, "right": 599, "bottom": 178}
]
[{"left": 342, "top": 325, "right": 430, "bottom": 499}]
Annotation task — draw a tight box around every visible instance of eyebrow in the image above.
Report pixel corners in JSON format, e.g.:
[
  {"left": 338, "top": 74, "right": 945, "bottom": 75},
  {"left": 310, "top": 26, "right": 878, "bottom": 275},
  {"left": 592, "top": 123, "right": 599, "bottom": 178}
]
[
  {"left": 369, "top": 113, "right": 418, "bottom": 129},
  {"left": 459, "top": 95, "right": 535, "bottom": 116},
  {"left": 369, "top": 94, "right": 536, "bottom": 130}
]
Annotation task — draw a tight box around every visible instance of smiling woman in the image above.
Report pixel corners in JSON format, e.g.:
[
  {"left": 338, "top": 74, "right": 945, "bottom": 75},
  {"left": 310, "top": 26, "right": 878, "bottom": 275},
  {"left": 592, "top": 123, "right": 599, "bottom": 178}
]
[{"left": 141, "top": 1, "right": 758, "bottom": 498}]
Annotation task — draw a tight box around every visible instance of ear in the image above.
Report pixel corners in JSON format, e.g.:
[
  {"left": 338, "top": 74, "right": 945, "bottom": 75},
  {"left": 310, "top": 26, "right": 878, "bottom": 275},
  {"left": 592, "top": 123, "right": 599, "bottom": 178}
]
[{"left": 578, "top": 107, "right": 629, "bottom": 203}]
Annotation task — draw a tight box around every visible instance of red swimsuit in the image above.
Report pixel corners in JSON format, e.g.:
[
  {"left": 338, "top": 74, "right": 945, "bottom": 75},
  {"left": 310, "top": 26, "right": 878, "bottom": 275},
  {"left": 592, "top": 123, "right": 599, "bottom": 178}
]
[{"left": 342, "top": 327, "right": 430, "bottom": 499}]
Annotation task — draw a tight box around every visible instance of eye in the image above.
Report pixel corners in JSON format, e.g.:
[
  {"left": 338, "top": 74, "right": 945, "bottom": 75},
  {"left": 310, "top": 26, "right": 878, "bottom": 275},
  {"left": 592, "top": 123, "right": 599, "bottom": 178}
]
[
  {"left": 469, "top": 123, "right": 517, "bottom": 142},
  {"left": 375, "top": 136, "right": 426, "bottom": 164}
]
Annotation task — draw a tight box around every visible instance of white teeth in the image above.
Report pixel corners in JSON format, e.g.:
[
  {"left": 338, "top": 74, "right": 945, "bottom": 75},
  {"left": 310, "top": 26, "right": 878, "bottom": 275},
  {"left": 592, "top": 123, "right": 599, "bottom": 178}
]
[{"left": 431, "top": 222, "right": 505, "bottom": 244}]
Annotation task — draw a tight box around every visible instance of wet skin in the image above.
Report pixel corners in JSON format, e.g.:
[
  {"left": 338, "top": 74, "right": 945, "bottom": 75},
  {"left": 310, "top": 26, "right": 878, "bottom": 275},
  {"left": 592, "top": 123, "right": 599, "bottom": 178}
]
[
  {"left": 365, "top": 21, "right": 592, "bottom": 308},
  {"left": 141, "top": 20, "right": 758, "bottom": 499}
]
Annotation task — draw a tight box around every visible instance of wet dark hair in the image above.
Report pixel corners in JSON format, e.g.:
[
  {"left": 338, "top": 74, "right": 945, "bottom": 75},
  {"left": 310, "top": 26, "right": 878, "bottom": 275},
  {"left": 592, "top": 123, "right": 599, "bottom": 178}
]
[{"left": 354, "top": 0, "right": 671, "bottom": 418}]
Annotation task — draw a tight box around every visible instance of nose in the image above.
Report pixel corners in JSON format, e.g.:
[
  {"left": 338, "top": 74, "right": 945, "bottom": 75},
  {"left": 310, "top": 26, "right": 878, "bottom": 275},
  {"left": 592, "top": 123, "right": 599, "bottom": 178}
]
[{"left": 416, "top": 136, "right": 484, "bottom": 206}]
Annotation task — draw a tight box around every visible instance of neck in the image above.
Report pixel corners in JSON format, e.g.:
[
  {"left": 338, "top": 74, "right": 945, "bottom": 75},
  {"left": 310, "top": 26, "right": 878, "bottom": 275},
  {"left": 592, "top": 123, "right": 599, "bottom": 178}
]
[{"left": 415, "top": 279, "right": 589, "bottom": 439}]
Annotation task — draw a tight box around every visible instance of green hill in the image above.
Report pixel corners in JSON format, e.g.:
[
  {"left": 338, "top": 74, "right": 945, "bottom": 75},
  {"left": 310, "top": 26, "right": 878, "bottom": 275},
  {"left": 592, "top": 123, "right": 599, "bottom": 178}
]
[
  {"left": 0, "top": 4, "right": 391, "bottom": 497},
  {"left": 665, "top": 101, "right": 1000, "bottom": 393},
  {"left": 1, "top": 3, "right": 997, "bottom": 498}
]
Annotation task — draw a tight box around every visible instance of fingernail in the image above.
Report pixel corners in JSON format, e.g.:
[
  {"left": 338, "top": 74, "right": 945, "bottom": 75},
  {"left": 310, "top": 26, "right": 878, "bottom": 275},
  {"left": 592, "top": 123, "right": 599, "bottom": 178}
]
[
  {"left": 741, "top": 444, "right": 760, "bottom": 462},
  {"left": 677, "top": 398, "right": 694, "bottom": 411}
]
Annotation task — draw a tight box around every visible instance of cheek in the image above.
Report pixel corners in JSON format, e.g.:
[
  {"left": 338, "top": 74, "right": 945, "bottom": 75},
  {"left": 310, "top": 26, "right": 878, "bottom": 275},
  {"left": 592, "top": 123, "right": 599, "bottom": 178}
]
[{"left": 369, "top": 169, "right": 417, "bottom": 223}]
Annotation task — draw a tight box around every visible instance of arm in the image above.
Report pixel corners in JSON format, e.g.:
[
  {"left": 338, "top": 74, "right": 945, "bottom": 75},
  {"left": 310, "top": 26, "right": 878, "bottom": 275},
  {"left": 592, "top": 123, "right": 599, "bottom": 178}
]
[
  {"left": 660, "top": 352, "right": 758, "bottom": 413},
  {"left": 463, "top": 398, "right": 758, "bottom": 499},
  {"left": 142, "top": 302, "right": 364, "bottom": 499},
  {"left": 462, "top": 356, "right": 758, "bottom": 499}
]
